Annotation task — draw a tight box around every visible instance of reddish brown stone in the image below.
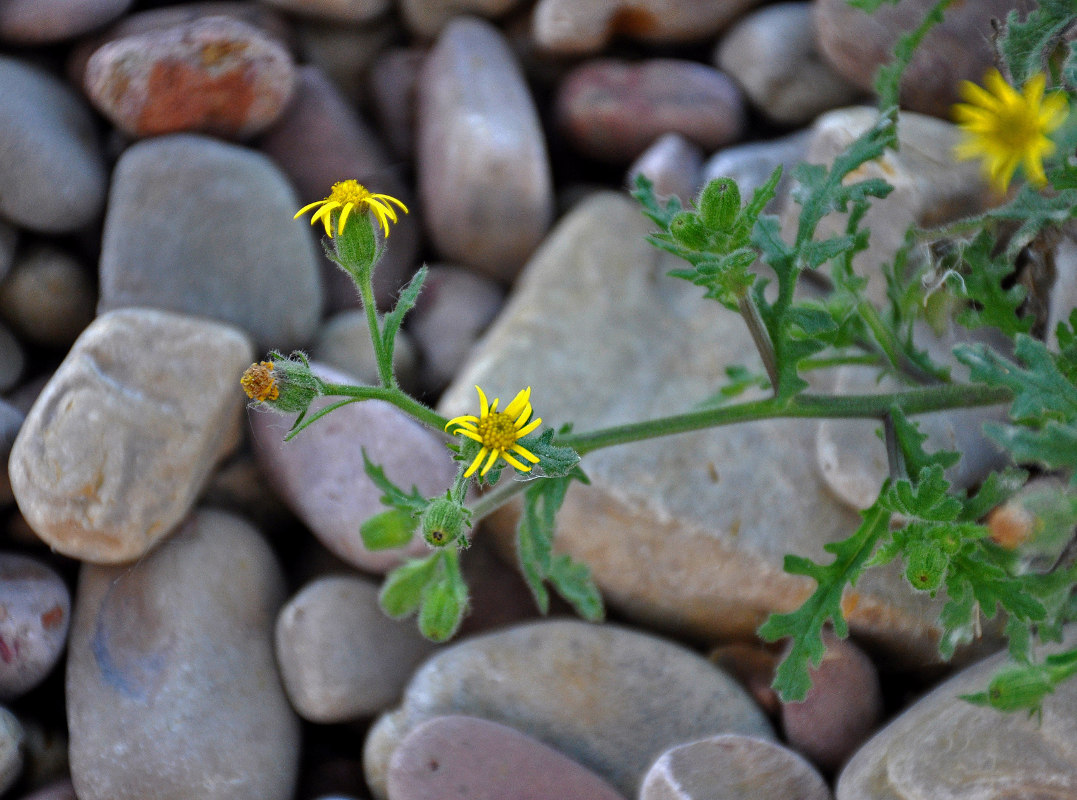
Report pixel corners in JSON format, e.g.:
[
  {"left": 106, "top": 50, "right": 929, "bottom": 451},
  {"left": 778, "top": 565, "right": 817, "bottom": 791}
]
[{"left": 83, "top": 15, "right": 295, "bottom": 139}]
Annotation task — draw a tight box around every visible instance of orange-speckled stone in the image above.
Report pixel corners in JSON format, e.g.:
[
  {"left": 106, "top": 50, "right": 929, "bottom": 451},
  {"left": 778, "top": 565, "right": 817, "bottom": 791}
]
[{"left": 83, "top": 15, "right": 295, "bottom": 139}]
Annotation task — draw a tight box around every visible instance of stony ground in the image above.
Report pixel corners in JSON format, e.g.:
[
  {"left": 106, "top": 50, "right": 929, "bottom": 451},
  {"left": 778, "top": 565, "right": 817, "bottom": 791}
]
[{"left": 0, "top": 1, "right": 1075, "bottom": 799}]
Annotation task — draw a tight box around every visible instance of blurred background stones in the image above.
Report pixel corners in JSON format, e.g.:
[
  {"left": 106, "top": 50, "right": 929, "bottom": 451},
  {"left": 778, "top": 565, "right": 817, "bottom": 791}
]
[{"left": 0, "top": 1, "right": 1059, "bottom": 798}]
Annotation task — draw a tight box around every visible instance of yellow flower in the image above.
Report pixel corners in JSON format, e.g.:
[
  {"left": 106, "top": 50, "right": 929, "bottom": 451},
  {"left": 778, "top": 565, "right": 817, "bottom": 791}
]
[
  {"left": 445, "top": 386, "right": 543, "bottom": 477},
  {"left": 294, "top": 180, "right": 408, "bottom": 237},
  {"left": 953, "top": 69, "right": 1068, "bottom": 193},
  {"left": 241, "top": 361, "right": 279, "bottom": 402}
]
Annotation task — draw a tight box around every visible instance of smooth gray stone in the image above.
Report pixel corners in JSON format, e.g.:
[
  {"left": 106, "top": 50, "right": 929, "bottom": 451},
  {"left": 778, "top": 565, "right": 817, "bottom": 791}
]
[
  {"left": 0, "top": 0, "right": 131, "bottom": 43},
  {"left": 626, "top": 133, "right": 704, "bottom": 203},
  {"left": 67, "top": 509, "right": 300, "bottom": 800},
  {"left": 364, "top": 620, "right": 773, "bottom": 799},
  {"left": 98, "top": 134, "right": 322, "bottom": 351},
  {"left": 0, "top": 244, "right": 95, "bottom": 349},
  {"left": 701, "top": 130, "right": 811, "bottom": 212},
  {"left": 0, "top": 57, "right": 107, "bottom": 233}
]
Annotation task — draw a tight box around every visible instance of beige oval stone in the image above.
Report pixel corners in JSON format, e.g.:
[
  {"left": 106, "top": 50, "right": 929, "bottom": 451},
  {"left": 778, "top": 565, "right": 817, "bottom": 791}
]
[{"left": 9, "top": 308, "right": 253, "bottom": 563}]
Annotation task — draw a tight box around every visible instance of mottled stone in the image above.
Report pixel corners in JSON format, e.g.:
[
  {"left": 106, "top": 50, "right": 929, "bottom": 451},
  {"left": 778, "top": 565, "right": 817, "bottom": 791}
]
[
  {"left": 408, "top": 265, "right": 504, "bottom": 393},
  {"left": 368, "top": 47, "right": 424, "bottom": 161},
  {"left": 556, "top": 59, "right": 745, "bottom": 163},
  {"left": 9, "top": 309, "right": 253, "bottom": 563},
  {"left": 68, "top": 509, "right": 300, "bottom": 800},
  {"left": 249, "top": 362, "right": 456, "bottom": 573},
  {"left": 85, "top": 16, "right": 294, "bottom": 139},
  {"left": 701, "top": 130, "right": 810, "bottom": 212},
  {"left": 837, "top": 628, "right": 1077, "bottom": 799},
  {"left": 0, "top": 555, "right": 70, "bottom": 700},
  {"left": 99, "top": 134, "right": 322, "bottom": 351},
  {"left": 275, "top": 575, "right": 436, "bottom": 722},
  {"left": 261, "top": 0, "right": 389, "bottom": 24},
  {"left": 0, "top": 706, "right": 22, "bottom": 795},
  {"left": 0, "top": 57, "right": 107, "bottom": 233},
  {"left": 716, "top": 2, "right": 861, "bottom": 126},
  {"left": 400, "top": 0, "right": 521, "bottom": 37},
  {"left": 417, "top": 17, "right": 554, "bottom": 280},
  {"left": 0, "top": 244, "right": 95, "bottom": 349},
  {"left": 780, "top": 632, "right": 882, "bottom": 773},
  {"left": 311, "top": 310, "right": 418, "bottom": 391},
  {"left": 388, "top": 715, "right": 626, "bottom": 800},
  {"left": 364, "top": 620, "right": 773, "bottom": 798},
  {"left": 626, "top": 133, "right": 704, "bottom": 202},
  {"left": 0, "top": 401, "right": 25, "bottom": 507},
  {"left": 641, "top": 734, "right": 831, "bottom": 800},
  {"left": 0, "top": 0, "right": 131, "bottom": 43},
  {"left": 439, "top": 192, "right": 952, "bottom": 665},
  {"left": 532, "top": 0, "right": 767, "bottom": 55},
  {"left": 258, "top": 65, "right": 420, "bottom": 312},
  {"left": 816, "top": 0, "right": 1030, "bottom": 118}
]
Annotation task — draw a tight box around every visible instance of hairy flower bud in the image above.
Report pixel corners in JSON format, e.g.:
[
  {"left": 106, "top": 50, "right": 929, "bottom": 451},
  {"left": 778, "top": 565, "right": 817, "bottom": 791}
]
[{"left": 421, "top": 496, "right": 470, "bottom": 548}]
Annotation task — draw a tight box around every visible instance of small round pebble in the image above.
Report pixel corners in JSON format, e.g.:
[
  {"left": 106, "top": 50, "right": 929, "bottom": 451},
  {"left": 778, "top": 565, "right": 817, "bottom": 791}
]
[
  {"left": 0, "top": 554, "right": 70, "bottom": 700},
  {"left": 780, "top": 631, "right": 883, "bottom": 773},
  {"left": 626, "top": 133, "right": 703, "bottom": 202},
  {"left": 388, "top": 715, "right": 626, "bottom": 800},
  {"left": 0, "top": 244, "right": 95, "bottom": 349},
  {"left": 84, "top": 16, "right": 296, "bottom": 139},
  {"left": 0, "top": 706, "right": 23, "bottom": 795},
  {"left": 640, "top": 734, "right": 832, "bottom": 800}
]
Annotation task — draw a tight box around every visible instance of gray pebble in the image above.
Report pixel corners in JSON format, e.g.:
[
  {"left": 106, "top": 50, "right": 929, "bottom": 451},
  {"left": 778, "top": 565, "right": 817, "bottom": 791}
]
[
  {"left": 0, "top": 554, "right": 70, "bottom": 700},
  {"left": 0, "top": 244, "right": 95, "bottom": 349}
]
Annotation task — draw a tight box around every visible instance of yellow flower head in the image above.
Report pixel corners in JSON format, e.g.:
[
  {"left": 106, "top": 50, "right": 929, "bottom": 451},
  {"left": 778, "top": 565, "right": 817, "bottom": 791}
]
[
  {"left": 953, "top": 69, "right": 1068, "bottom": 193},
  {"left": 445, "top": 386, "right": 543, "bottom": 478},
  {"left": 241, "top": 361, "right": 279, "bottom": 402},
  {"left": 294, "top": 180, "right": 408, "bottom": 238}
]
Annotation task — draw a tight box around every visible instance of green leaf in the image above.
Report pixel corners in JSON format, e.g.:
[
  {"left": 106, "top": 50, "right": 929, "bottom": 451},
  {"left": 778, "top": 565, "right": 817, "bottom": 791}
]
[
  {"left": 958, "top": 468, "right": 1028, "bottom": 522},
  {"left": 632, "top": 173, "right": 682, "bottom": 228},
  {"left": 984, "top": 187, "right": 1077, "bottom": 262},
  {"left": 362, "top": 449, "right": 428, "bottom": 513},
  {"left": 952, "top": 231, "right": 1032, "bottom": 337},
  {"left": 522, "top": 428, "right": 582, "bottom": 478},
  {"left": 360, "top": 508, "right": 418, "bottom": 550},
  {"left": 379, "top": 555, "right": 440, "bottom": 618},
  {"left": 873, "top": 0, "right": 953, "bottom": 108},
  {"left": 984, "top": 420, "right": 1077, "bottom": 481},
  {"left": 382, "top": 265, "right": 427, "bottom": 372},
  {"left": 418, "top": 552, "right": 469, "bottom": 641},
  {"left": 888, "top": 407, "right": 960, "bottom": 477},
  {"left": 548, "top": 554, "right": 604, "bottom": 621},
  {"left": 760, "top": 502, "right": 891, "bottom": 701},
  {"left": 997, "top": 0, "right": 1077, "bottom": 87},
  {"left": 881, "top": 465, "right": 961, "bottom": 521}
]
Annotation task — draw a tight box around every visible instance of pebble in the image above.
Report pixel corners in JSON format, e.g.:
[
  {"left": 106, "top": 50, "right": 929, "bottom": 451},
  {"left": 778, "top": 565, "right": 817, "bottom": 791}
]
[
  {"left": 363, "top": 620, "right": 774, "bottom": 798},
  {"left": 0, "top": 222, "right": 15, "bottom": 282},
  {"left": 17, "top": 779, "right": 77, "bottom": 800},
  {"left": 67, "top": 509, "right": 300, "bottom": 800},
  {"left": 715, "top": 2, "right": 862, "bottom": 126},
  {"left": 640, "top": 734, "right": 831, "bottom": 800},
  {"left": 275, "top": 575, "right": 437, "bottom": 723},
  {"left": 837, "top": 628, "right": 1077, "bottom": 799},
  {"left": 0, "top": 706, "right": 22, "bottom": 795},
  {"left": 368, "top": 47, "right": 425, "bottom": 161},
  {"left": 0, "top": 57, "right": 108, "bottom": 234},
  {"left": 83, "top": 15, "right": 296, "bottom": 139},
  {"left": 400, "top": 0, "right": 522, "bottom": 38},
  {"left": 531, "top": 0, "right": 766, "bottom": 55},
  {"left": 438, "top": 192, "right": 949, "bottom": 667},
  {"left": 260, "top": 0, "right": 389, "bottom": 24},
  {"left": 387, "top": 715, "right": 626, "bottom": 800},
  {"left": 249, "top": 362, "right": 457, "bottom": 573},
  {"left": 779, "top": 631, "right": 883, "bottom": 773},
  {"left": 0, "top": 554, "right": 70, "bottom": 700},
  {"left": 0, "top": 400, "right": 25, "bottom": 507},
  {"left": 407, "top": 265, "right": 504, "bottom": 393},
  {"left": 257, "top": 65, "right": 420, "bottom": 312},
  {"left": 701, "top": 130, "right": 811, "bottom": 212},
  {"left": 626, "top": 133, "right": 704, "bottom": 203},
  {"left": 815, "top": 0, "right": 1023, "bottom": 118},
  {"left": 708, "top": 642, "right": 780, "bottom": 715},
  {"left": 0, "top": 0, "right": 129, "bottom": 43},
  {"left": 1047, "top": 226, "right": 1077, "bottom": 350},
  {"left": 293, "top": 17, "right": 396, "bottom": 107},
  {"left": 310, "top": 310, "right": 419, "bottom": 391},
  {"left": 556, "top": 59, "right": 745, "bottom": 163},
  {"left": 0, "top": 244, "right": 95, "bottom": 349},
  {"left": 0, "top": 323, "right": 25, "bottom": 393},
  {"left": 98, "top": 134, "right": 322, "bottom": 352},
  {"left": 417, "top": 17, "right": 554, "bottom": 281},
  {"left": 9, "top": 308, "right": 253, "bottom": 563}
]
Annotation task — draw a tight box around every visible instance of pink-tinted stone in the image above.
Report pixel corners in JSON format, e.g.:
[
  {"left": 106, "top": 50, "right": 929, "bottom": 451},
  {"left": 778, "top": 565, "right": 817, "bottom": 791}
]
[
  {"left": 84, "top": 15, "right": 296, "bottom": 139},
  {"left": 780, "top": 631, "right": 883, "bottom": 773},
  {"left": 258, "top": 65, "right": 421, "bottom": 313},
  {"left": 0, "top": 554, "right": 70, "bottom": 700},
  {"left": 249, "top": 362, "right": 456, "bottom": 573},
  {"left": 626, "top": 132, "right": 703, "bottom": 202},
  {"left": 556, "top": 59, "right": 745, "bottom": 163},
  {"left": 815, "top": 0, "right": 1029, "bottom": 118},
  {"left": 261, "top": 0, "right": 389, "bottom": 24},
  {"left": 368, "top": 47, "right": 424, "bottom": 161},
  {"left": 388, "top": 715, "right": 626, "bottom": 800},
  {"left": 640, "top": 735, "right": 831, "bottom": 800},
  {"left": 532, "top": 0, "right": 767, "bottom": 55},
  {"left": 0, "top": 0, "right": 132, "bottom": 44}
]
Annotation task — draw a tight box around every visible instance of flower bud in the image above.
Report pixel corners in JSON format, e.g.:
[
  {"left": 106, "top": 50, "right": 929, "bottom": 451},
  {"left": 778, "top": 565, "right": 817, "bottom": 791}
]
[
  {"left": 241, "top": 351, "right": 321, "bottom": 415},
  {"left": 421, "top": 496, "right": 470, "bottom": 548}
]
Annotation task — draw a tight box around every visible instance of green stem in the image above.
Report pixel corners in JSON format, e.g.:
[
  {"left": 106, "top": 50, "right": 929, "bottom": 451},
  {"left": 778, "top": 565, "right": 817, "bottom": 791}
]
[
  {"left": 356, "top": 266, "right": 394, "bottom": 388},
  {"left": 558, "top": 382, "right": 1013, "bottom": 456},
  {"left": 319, "top": 382, "right": 449, "bottom": 430},
  {"left": 738, "top": 292, "right": 780, "bottom": 392},
  {"left": 857, "top": 300, "right": 946, "bottom": 386},
  {"left": 468, "top": 478, "right": 532, "bottom": 523}
]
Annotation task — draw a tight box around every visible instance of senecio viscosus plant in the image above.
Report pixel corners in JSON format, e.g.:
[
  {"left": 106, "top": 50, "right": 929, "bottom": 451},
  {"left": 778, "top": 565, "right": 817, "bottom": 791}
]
[{"left": 242, "top": 0, "right": 1077, "bottom": 716}]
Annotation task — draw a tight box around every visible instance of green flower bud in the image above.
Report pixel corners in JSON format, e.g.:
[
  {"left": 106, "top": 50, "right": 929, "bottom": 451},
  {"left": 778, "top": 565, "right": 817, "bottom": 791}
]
[
  {"left": 421, "top": 496, "right": 470, "bottom": 548},
  {"left": 332, "top": 211, "right": 378, "bottom": 283},
  {"left": 904, "top": 543, "right": 948, "bottom": 593},
  {"left": 240, "top": 351, "right": 321, "bottom": 416}
]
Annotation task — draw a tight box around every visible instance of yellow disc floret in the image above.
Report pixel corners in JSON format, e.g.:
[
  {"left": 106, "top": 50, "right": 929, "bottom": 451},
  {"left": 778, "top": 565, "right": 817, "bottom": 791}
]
[
  {"left": 294, "top": 179, "right": 409, "bottom": 238},
  {"left": 445, "top": 386, "right": 543, "bottom": 477},
  {"left": 240, "top": 361, "right": 279, "bottom": 402},
  {"left": 953, "top": 69, "right": 1068, "bottom": 193}
]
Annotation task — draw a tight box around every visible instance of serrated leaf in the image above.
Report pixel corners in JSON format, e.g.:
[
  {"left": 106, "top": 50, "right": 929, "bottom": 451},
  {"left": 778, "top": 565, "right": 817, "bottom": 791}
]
[
  {"left": 382, "top": 265, "right": 427, "bottom": 369},
  {"left": 881, "top": 465, "right": 961, "bottom": 521},
  {"left": 362, "top": 449, "right": 427, "bottom": 512},
  {"left": 956, "top": 335, "right": 1077, "bottom": 423},
  {"left": 379, "top": 555, "right": 439, "bottom": 618},
  {"left": 548, "top": 554, "right": 604, "bottom": 621},
  {"left": 997, "top": 0, "right": 1076, "bottom": 87},
  {"left": 522, "top": 429, "right": 581, "bottom": 478},
  {"left": 951, "top": 231, "right": 1032, "bottom": 337},
  {"left": 632, "top": 173, "right": 682, "bottom": 228},
  {"left": 360, "top": 508, "right": 418, "bottom": 550},
  {"left": 888, "top": 407, "right": 961, "bottom": 476},
  {"left": 958, "top": 467, "right": 1028, "bottom": 522},
  {"left": 984, "top": 420, "right": 1077, "bottom": 482}
]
